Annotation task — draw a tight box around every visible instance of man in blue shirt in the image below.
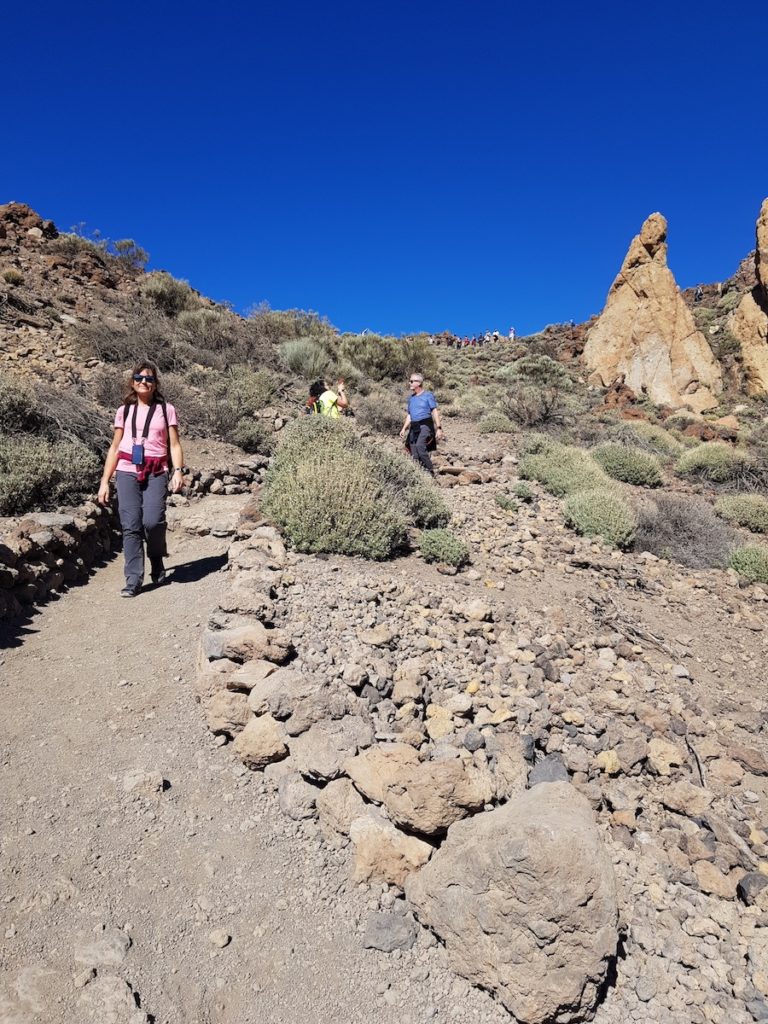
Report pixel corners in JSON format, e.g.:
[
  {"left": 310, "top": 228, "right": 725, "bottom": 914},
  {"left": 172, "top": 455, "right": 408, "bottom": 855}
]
[{"left": 399, "top": 373, "right": 443, "bottom": 475}]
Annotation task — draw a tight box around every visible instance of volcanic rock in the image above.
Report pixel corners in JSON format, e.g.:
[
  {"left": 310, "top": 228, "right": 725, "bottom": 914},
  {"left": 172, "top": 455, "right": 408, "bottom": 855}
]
[
  {"left": 730, "top": 198, "right": 768, "bottom": 395},
  {"left": 583, "top": 213, "right": 722, "bottom": 411}
]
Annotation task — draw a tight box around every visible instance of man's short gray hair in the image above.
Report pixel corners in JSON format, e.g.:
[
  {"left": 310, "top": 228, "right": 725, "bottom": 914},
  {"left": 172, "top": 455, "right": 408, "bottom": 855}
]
[{"left": 410, "top": 373, "right": 424, "bottom": 384}]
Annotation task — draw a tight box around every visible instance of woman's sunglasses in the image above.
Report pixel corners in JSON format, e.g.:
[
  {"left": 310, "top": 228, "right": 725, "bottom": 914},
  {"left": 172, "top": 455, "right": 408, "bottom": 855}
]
[{"left": 133, "top": 374, "right": 156, "bottom": 384}]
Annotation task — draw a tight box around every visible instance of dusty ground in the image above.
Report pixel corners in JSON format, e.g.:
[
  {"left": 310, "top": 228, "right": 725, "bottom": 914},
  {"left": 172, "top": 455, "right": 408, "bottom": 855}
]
[{"left": 0, "top": 496, "right": 507, "bottom": 1024}]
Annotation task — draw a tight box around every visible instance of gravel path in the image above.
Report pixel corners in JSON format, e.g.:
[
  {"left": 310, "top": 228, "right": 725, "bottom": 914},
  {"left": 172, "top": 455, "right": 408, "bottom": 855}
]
[{"left": 0, "top": 498, "right": 507, "bottom": 1024}]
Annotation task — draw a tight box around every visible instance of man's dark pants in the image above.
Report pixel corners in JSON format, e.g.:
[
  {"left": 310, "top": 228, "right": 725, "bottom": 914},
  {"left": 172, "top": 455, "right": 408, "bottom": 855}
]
[
  {"left": 115, "top": 471, "right": 168, "bottom": 586},
  {"left": 408, "top": 424, "right": 435, "bottom": 475}
]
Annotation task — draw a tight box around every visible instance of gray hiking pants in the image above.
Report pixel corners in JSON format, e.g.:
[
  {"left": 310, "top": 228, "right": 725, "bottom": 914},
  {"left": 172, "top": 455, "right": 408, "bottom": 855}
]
[
  {"left": 115, "top": 470, "right": 168, "bottom": 586},
  {"left": 408, "top": 424, "right": 435, "bottom": 475}
]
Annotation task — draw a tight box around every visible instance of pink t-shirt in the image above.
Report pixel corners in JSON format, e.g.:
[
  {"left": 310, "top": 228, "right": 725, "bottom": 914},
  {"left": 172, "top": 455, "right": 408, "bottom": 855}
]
[{"left": 114, "top": 402, "right": 178, "bottom": 475}]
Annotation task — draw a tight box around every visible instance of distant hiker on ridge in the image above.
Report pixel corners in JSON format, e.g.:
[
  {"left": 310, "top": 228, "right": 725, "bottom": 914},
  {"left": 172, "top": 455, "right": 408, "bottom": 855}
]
[{"left": 399, "top": 372, "right": 443, "bottom": 475}]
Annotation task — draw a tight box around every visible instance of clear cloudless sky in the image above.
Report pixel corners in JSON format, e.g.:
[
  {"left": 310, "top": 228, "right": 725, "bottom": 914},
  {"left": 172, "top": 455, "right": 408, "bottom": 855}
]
[{"left": 3, "top": 0, "right": 768, "bottom": 336}]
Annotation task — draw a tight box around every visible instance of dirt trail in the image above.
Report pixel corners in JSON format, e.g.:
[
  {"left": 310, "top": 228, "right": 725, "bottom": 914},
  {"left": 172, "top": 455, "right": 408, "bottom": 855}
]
[{"left": 0, "top": 497, "right": 504, "bottom": 1024}]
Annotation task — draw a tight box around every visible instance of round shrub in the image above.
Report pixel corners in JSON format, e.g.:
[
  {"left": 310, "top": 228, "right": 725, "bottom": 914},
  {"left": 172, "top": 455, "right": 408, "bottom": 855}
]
[
  {"left": 625, "top": 421, "right": 684, "bottom": 459},
  {"left": 676, "top": 443, "right": 753, "bottom": 483},
  {"left": 729, "top": 545, "right": 768, "bottom": 583},
  {"left": 279, "top": 338, "right": 333, "bottom": 379},
  {"left": 356, "top": 389, "right": 404, "bottom": 435},
  {"left": 715, "top": 494, "right": 768, "bottom": 534},
  {"left": 230, "top": 418, "right": 274, "bottom": 455},
  {"left": 0, "top": 436, "right": 100, "bottom": 515},
  {"left": 478, "top": 411, "right": 515, "bottom": 434},
  {"left": 592, "top": 443, "right": 663, "bottom": 487},
  {"left": 564, "top": 488, "right": 636, "bottom": 548},
  {"left": 634, "top": 493, "right": 735, "bottom": 568},
  {"left": 520, "top": 442, "right": 610, "bottom": 497},
  {"left": 420, "top": 529, "right": 470, "bottom": 567},
  {"left": 140, "top": 271, "right": 197, "bottom": 317},
  {"left": 512, "top": 482, "right": 534, "bottom": 502},
  {"left": 263, "top": 418, "right": 448, "bottom": 559}
]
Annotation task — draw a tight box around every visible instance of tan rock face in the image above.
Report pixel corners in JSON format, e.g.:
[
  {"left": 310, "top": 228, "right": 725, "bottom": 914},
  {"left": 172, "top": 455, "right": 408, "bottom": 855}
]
[
  {"left": 730, "top": 198, "right": 768, "bottom": 395},
  {"left": 583, "top": 213, "right": 722, "bottom": 411},
  {"left": 349, "top": 811, "right": 433, "bottom": 887}
]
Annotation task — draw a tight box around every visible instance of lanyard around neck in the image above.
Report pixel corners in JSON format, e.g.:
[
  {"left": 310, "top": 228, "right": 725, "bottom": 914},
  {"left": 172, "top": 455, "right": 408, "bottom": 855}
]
[{"left": 130, "top": 401, "right": 158, "bottom": 443}]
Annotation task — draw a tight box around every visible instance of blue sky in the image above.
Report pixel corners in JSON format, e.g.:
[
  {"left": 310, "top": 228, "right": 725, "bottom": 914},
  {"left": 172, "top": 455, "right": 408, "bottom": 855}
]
[{"left": 4, "top": 0, "right": 767, "bottom": 336}]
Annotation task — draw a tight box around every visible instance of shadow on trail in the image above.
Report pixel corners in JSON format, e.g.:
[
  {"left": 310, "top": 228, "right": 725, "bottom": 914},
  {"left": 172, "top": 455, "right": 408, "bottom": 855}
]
[
  {"left": 169, "top": 553, "right": 227, "bottom": 584},
  {"left": 0, "top": 547, "right": 120, "bottom": 651}
]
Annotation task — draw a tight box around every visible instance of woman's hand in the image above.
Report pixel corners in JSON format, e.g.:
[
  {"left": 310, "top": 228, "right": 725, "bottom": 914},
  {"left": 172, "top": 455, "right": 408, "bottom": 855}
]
[
  {"left": 97, "top": 481, "right": 110, "bottom": 505},
  {"left": 170, "top": 469, "right": 184, "bottom": 494}
]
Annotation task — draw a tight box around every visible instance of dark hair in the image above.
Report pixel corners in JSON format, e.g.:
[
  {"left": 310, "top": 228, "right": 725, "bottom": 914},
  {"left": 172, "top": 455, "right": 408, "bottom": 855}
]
[
  {"left": 309, "top": 380, "right": 325, "bottom": 399},
  {"left": 122, "top": 360, "right": 166, "bottom": 405}
]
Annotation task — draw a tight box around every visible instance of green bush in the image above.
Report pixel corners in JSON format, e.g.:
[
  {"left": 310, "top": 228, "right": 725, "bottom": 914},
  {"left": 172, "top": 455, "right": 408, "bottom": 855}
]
[
  {"left": 230, "top": 418, "right": 274, "bottom": 455},
  {"left": 497, "top": 355, "right": 571, "bottom": 427},
  {"left": 3, "top": 268, "right": 23, "bottom": 285},
  {"left": 634, "top": 493, "right": 735, "bottom": 569},
  {"left": 0, "top": 436, "right": 100, "bottom": 514},
  {"left": 279, "top": 338, "right": 333, "bottom": 379},
  {"left": 564, "top": 488, "right": 636, "bottom": 548},
  {"left": 478, "top": 411, "right": 515, "bottom": 434},
  {"left": 730, "top": 545, "right": 768, "bottom": 583},
  {"left": 0, "top": 378, "right": 43, "bottom": 434},
  {"left": 263, "top": 418, "right": 448, "bottom": 558},
  {"left": 112, "top": 239, "right": 149, "bottom": 269},
  {"left": 177, "top": 308, "right": 238, "bottom": 351},
  {"left": 715, "top": 494, "right": 768, "bottom": 533},
  {"left": 355, "top": 389, "right": 404, "bottom": 435},
  {"left": 519, "top": 441, "right": 609, "bottom": 497},
  {"left": 420, "top": 529, "right": 469, "bottom": 567},
  {"left": 340, "top": 333, "right": 440, "bottom": 384},
  {"left": 608, "top": 420, "right": 683, "bottom": 460},
  {"left": 676, "top": 443, "right": 753, "bottom": 483},
  {"left": 141, "top": 271, "right": 198, "bottom": 317},
  {"left": 494, "top": 494, "right": 517, "bottom": 511},
  {"left": 512, "top": 481, "right": 534, "bottom": 502},
  {"left": 592, "top": 443, "right": 663, "bottom": 487}
]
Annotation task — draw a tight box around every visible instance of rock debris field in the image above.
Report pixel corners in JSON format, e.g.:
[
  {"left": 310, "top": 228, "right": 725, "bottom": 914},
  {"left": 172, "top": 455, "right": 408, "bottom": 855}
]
[{"left": 3, "top": 423, "right": 768, "bottom": 1024}]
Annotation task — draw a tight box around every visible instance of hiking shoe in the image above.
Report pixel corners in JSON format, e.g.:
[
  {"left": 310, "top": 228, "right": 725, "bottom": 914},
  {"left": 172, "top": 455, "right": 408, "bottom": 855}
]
[
  {"left": 150, "top": 561, "right": 167, "bottom": 586},
  {"left": 120, "top": 583, "right": 142, "bottom": 598}
]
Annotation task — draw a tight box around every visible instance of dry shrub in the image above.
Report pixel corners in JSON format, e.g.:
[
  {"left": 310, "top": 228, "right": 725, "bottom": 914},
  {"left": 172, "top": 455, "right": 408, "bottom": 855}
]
[
  {"left": 140, "top": 271, "right": 198, "bottom": 317},
  {"left": 564, "top": 488, "right": 636, "bottom": 548},
  {"left": 592, "top": 443, "right": 663, "bottom": 487},
  {"left": 263, "top": 418, "right": 448, "bottom": 558},
  {"left": 0, "top": 436, "right": 100, "bottom": 514},
  {"left": 355, "top": 389, "right": 404, "bottom": 435},
  {"left": 634, "top": 493, "right": 735, "bottom": 569}
]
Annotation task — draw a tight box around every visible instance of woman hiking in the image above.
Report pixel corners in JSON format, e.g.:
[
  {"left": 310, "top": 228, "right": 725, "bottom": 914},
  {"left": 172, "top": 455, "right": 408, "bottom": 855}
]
[{"left": 98, "top": 361, "right": 185, "bottom": 597}]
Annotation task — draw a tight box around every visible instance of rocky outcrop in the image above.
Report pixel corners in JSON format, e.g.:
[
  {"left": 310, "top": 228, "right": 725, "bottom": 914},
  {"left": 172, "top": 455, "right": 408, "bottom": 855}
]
[
  {"left": 583, "top": 213, "right": 722, "bottom": 411},
  {"left": 407, "top": 782, "right": 619, "bottom": 1024},
  {"left": 730, "top": 199, "right": 768, "bottom": 395}
]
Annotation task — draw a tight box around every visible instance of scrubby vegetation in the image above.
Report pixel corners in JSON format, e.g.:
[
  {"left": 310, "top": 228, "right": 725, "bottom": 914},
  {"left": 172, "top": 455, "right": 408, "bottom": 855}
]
[
  {"left": 263, "top": 418, "right": 448, "bottom": 559},
  {"left": 0, "top": 436, "right": 100, "bottom": 515},
  {"left": 419, "top": 528, "right": 470, "bottom": 567},
  {"left": 519, "top": 438, "right": 610, "bottom": 497},
  {"left": 355, "top": 389, "right": 404, "bottom": 435},
  {"left": 607, "top": 420, "right": 683, "bottom": 460},
  {"left": 512, "top": 481, "right": 534, "bottom": 503},
  {"left": 592, "top": 443, "right": 663, "bottom": 487},
  {"left": 478, "top": 411, "right": 515, "bottom": 434},
  {"left": 634, "top": 493, "right": 735, "bottom": 569},
  {"left": 730, "top": 545, "right": 768, "bottom": 583},
  {"left": 496, "top": 354, "right": 572, "bottom": 427},
  {"left": 676, "top": 443, "right": 753, "bottom": 484},
  {"left": 494, "top": 494, "right": 518, "bottom": 512},
  {"left": 715, "top": 494, "right": 768, "bottom": 534},
  {"left": 564, "top": 488, "right": 635, "bottom": 548},
  {"left": 3, "top": 268, "right": 23, "bottom": 285}
]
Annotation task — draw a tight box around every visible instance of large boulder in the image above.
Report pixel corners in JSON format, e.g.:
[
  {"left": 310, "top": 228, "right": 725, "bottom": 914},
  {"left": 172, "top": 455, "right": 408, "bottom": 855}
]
[
  {"left": 345, "top": 745, "right": 493, "bottom": 836},
  {"left": 406, "top": 782, "right": 618, "bottom": 1024},
  {"left": 730, "top": 198, "right": 768, "bottom": 395},
  {"left": 583, "top": 213, "right": 722, "bottom": 411}
]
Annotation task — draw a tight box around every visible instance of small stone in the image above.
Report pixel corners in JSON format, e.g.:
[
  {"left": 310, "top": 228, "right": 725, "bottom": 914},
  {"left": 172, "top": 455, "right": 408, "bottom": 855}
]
[
  {"left": 463, "top": 728, "right": 485, "bottom": 752},
  {"left": 528, "top": 753, "right": 568, "bottom": 786},
  {"left": 209, "top": 929, "right": 231, "bottom": 948},
  {"left": 738, "top": 872, "right": 768, "bottom": 906},
  {"left": 596, "top": 750, "right": 621, "bottom": 775},
  {"left": 122, "top": 769, "right": 165, "bottom": 798},
  {"left": 635, "top": 976, "right": 657, "bottom": 1002},
  {"left": 74, "top": 927, "right": 132, "bottom": 967},
  {"left": 362, "top": 911, "right": 417, "bottom": 952}
]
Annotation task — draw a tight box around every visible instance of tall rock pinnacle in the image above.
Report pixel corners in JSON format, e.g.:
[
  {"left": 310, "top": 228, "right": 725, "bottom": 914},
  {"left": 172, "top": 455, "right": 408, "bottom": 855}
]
[{"left": 583, "top": 213, "right": 723, "bottom": 412}]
